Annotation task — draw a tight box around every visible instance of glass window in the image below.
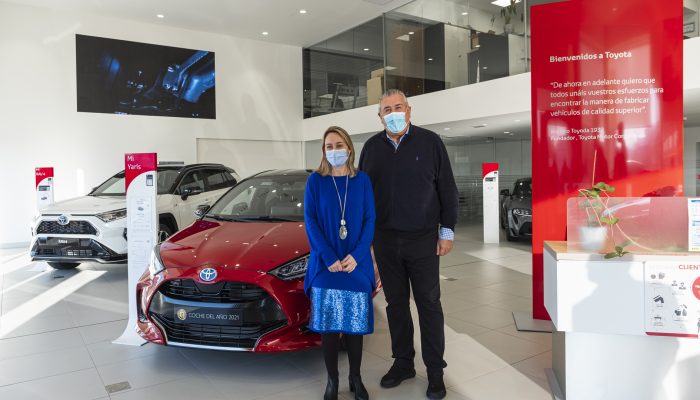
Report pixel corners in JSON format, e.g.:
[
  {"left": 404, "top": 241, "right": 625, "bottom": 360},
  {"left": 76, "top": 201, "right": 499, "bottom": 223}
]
[
  {"left": 156, "top": 169, "right": 181, "bottom": 194},
  {"left": 91, "top": 173, "right": 126, "bottom": 196},
  {"left": 207, "top": 174, "right": 309, "bottom": 221},
  {"left": 178, "top": 171, "right": 205, "bottom": 193},
  {"left": 203, "top": 169, "right": 231, "bottom": 191}
]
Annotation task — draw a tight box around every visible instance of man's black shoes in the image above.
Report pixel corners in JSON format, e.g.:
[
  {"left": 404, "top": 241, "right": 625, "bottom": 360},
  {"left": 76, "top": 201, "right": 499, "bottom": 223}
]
[
  {"left": 426, "top": 374, "right": 447, "bottom": 399},
  {"left": 380, "top": 364, "right": 416, "bottom": 388}
]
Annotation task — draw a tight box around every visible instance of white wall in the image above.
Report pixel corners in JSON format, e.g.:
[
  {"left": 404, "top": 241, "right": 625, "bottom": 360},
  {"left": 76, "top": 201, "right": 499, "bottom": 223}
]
[{"left": 0, "top": 2, "right": 303, "bottom": 247}]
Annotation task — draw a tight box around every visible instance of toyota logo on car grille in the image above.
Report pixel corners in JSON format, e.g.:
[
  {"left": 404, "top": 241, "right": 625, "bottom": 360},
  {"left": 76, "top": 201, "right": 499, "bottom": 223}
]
[
  {"left": 57, "top": 215, "right": 69, "bottom": 226},
  {"left": 199, "top": 268, "right": 217, "bottom": 282}
]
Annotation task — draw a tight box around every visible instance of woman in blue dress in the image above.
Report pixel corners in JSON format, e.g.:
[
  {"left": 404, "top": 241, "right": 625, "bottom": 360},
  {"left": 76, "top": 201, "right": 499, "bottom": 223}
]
[{"left": 304, "top": 126, "right": 376, "bottom": 400}]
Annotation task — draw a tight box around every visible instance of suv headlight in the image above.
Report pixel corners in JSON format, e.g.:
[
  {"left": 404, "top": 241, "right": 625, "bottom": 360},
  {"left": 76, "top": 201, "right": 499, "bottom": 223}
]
[
  {"left": 512, "top": 208, "right": 532, "bottom": 216},
  {"left": 96, "top": 208, "right": 127, "bottom": 223},
  {"left": 270, "top": 255, "right": 309, "bottom": 281},
  {"left": 148, "top": 244, "right": 165, "bottom": 277}
]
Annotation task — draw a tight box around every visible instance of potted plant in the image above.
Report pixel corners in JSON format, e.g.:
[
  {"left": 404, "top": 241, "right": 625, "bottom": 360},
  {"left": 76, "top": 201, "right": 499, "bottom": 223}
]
[{"left": 500, "top": 0, "right": 519, "bottom": 34}]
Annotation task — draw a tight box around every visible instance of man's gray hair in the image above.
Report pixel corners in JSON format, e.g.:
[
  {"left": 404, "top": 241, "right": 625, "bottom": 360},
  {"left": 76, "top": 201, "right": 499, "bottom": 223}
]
[{"left": 378, "top": 89, "right": 409, "bottom": 112}]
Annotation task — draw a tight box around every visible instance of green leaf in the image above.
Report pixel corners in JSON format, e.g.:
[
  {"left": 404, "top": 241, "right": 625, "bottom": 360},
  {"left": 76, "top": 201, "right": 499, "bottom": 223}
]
[
  {"left": 604, "top": 252, "right": 617, "bottom": 259},
  {"left": 600, "top": 216, "right": 619, "bottom": 225},
  {"left": 615, "top": 246, "right": 623, "bottom": 253}
]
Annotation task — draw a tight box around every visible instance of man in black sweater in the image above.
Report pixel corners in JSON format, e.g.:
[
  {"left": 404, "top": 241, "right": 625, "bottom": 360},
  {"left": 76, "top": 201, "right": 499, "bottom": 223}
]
[{"left": 359, "top": 89, "right": 458, "bottom": 400}]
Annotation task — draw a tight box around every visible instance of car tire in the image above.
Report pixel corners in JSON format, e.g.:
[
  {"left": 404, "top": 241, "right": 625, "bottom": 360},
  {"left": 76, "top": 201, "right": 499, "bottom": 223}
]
[
  {"left": 158, "top": 223, "right": 174, "bottom": 243},
  {"left": 48, "top": 262, "right": 80, "bottom": 270},
  {"left": 506, "top": 227, "right": 517, "bottom": 242}
]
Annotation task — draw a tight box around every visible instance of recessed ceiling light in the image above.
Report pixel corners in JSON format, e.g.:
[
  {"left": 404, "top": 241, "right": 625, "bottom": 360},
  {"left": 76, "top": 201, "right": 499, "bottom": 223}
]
[
  {"left": 504, "top": 131, "right": 510, "bottom": 134},
  {"left": 461, "top": 12, "right": 468, "bottom": 15},
  {"left": 472, "top": 123, "right": 488, "bottom": 128},
  {"left": 444, "top": 127, "right": 451, "bottom": 131},
  {"left": 514, "top": 119, "right": 521, "bottom": 122},
  {"left": 428, "top": 58, "right": 433, "bottom": 61},
  {"left": 299, "top": 9, "right": 307, "bottom": 14},
  {"left": 262, "top": 31, "right": 269, "bottom": 36},
  {"left": 363, "top": 48, "right": 370, "bottom": 51},
  {"left": 483, "top": 66, "right": 488, "bottom": 69},
  {"left": 491, "top": 0, "right": 521, "bottom": 6},
  {"left": 408, "top": 31, "right": 415, "bottom": 35},
  {"left": 156, "top": 14, "right": 165, "bottom": 19}
]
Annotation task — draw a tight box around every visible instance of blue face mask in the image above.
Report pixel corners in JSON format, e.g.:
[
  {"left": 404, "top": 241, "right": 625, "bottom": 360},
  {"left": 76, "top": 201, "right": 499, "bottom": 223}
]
[
  {"left": 383, "top": 112, "right": 408, "bottom": 134},
  {"left": 326, "top": 149, "right": 349, "bottom": 168}
]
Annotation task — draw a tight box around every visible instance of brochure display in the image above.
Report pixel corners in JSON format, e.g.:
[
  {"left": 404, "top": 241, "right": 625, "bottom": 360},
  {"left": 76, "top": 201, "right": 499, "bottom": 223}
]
[
  {"left": 482, "top": 163, "right": 499, "bottom": 244},
  {"left": 114, "top": 153, "right": 157, "bottom": 346},
  {"left": 35, "top": 167, "right": 54, "bottom": 211}
]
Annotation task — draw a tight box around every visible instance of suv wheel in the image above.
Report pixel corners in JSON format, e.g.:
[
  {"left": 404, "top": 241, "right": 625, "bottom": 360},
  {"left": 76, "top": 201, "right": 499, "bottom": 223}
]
[
  {"left": 158, "top": 223, "right": 174, "bottom": 243},
  {"left": 48, "top": 262, "right": 80, "bottom": 270}
]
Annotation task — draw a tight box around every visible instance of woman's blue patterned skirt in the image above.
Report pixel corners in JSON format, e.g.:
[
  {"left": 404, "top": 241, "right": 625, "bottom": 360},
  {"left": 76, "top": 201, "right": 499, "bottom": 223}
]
[{"left": 309, "top": 287, "right": 373, "bottom": 335}]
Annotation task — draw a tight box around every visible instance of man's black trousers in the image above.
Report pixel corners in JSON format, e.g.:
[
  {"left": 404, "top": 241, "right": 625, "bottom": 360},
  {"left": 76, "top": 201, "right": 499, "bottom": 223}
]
[{"left": 373, "top": 228, "right": 447, "bottom": 375}]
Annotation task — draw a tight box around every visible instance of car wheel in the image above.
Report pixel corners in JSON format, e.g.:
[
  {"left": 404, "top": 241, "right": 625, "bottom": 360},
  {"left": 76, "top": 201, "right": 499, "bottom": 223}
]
[
  {"left": 506, "top": 227, "right": 517, "bottom": 242},
  {"left": 48, "top": 262, "right": 80, "bottom": 270},
  {"left": 158, "top": 223, "right": 174, "bottom": 243}
]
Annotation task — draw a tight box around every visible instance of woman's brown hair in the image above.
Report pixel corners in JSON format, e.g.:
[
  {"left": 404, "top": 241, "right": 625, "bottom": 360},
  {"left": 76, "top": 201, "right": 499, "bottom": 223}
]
[{"left": 316, "top": 126, "right": 358, "bottom": 177}]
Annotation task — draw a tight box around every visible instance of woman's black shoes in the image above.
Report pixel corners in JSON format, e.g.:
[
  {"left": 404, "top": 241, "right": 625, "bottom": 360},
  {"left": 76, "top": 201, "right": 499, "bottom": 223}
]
[
  {"left": 324, "top": 377, "right": 339, "bottom": 400},
  {"left": 349, "top": 375, "right": 369, "bottom": 400}
]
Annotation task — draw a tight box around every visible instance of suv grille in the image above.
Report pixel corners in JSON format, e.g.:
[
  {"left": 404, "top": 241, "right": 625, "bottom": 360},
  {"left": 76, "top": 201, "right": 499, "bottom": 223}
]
[
  {"left": 37, "top": 220, "right": 97, "bottom": 235},
  {"left": 152, "top": 314, "right": 285, "bottom": 349},
  {"left": 160, "top": 279, "right": 267, "bottom": 303}
]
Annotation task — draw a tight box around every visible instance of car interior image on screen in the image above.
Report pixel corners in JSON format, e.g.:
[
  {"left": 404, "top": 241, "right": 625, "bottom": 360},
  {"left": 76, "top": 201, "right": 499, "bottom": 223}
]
[{"left": 75, "top": 34, "right": 215, "bottom": 119}]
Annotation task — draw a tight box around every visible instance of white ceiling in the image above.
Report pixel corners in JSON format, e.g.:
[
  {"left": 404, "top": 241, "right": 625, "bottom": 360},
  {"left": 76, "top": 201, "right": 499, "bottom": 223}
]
[{"left": 1, "top": 0, "right": 411, "bottom": 47}]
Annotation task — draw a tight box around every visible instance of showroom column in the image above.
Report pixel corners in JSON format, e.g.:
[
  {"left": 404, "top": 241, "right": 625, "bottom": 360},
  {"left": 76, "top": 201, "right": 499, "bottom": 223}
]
[{"left": 527, "top": 0, "right": 684, "bottom": 328}]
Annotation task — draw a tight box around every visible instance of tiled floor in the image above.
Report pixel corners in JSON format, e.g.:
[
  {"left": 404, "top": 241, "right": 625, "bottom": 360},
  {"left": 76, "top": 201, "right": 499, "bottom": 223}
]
[{"left": 0, "top": 225, "right": 552, "bottom": 400}]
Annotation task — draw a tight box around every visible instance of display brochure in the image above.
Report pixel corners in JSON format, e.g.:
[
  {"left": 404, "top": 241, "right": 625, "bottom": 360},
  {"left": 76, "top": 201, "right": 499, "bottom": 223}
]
[
  {"left": 645, "top": 261, "right": 700, "bottom": 338},
  {"left": 688, "top": 199, "right": 700, "bottom": 252}
]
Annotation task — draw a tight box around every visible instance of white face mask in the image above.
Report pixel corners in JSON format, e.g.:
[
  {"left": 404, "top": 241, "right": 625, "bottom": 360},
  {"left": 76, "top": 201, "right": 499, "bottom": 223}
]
[{"left": 326, "top": 149, "right": 349, "bottom": 168}]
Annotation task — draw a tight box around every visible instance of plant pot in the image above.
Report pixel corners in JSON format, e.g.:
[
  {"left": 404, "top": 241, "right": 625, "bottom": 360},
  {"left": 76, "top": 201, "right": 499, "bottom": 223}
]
[{"left": 579, "top": 226, "right": 607, "bottom": 252}]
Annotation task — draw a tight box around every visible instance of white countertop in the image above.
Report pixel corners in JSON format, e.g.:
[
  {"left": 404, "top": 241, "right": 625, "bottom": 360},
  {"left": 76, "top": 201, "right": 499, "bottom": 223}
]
[{"left": 544, "top": 241, "right": 700, "bottom": 262}]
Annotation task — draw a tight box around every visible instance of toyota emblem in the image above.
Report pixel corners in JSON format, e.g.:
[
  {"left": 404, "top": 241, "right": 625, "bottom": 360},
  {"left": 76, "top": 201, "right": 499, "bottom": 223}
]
[
  {"left": 57, "top": 215, "right": 69, "bottom": 226},
  {"left": 199, "top": 267, "right": 217, "bottom": 282}
]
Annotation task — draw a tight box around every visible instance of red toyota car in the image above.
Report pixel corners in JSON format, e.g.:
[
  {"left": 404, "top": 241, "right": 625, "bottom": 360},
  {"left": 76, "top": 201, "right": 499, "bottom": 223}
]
[{"left": 136, "top": 169, "right": 380, "bottom": 352}]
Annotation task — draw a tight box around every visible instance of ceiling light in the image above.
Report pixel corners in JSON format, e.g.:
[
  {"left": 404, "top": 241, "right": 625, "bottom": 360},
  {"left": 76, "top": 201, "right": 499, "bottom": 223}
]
[
  {"left": 156, "top": 14, "right": 165, "bottom": 19},
  {"left": 462, "top": 12, "right": 468, "bottom": 15},
  {"left": 444, "top": 127, "right": 451, "bottom": 131},
  {"left": 428, "top": 58, "right": 433, "bottom": 61},
  {"left": 684, "top": 116, "right": 688, "bottom": 121},
  {"left": 408, "top": 31, "right": 415, "bottom": 35},
  {"left": 483, "top": 66, "right": 488, "bottom": 69},
  {"left": 299, "top": 9, "right": 307, "bottom": 14},
  {"left": 396, "top": 34, "right": 410, "bottom": 41},
  {"left": 472, "top": 123, "right": 488, "bottom": 128},
  {"left": 363, "top": 48, "right": 370, "bottom": 51},
  {"left": 504, "top": 131, "right": 510, "bottom": 134},
  {"left": 262, "top": 31, "right": 269, "bottom": 36},
  {"left": 491, "top": 0, "right": 521, "bottom": 6},
  {"left": 515, "top": 119, "right": 521, "bottom": 122}
]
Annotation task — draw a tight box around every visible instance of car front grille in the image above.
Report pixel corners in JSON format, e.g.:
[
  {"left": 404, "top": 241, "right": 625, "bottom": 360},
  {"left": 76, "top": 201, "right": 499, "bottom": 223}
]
[
  {"left": 152, "top": 314, "right": 285, "bottom": 349},
  {"left": 37, "top": 220, "right": 97, "bottom": 235},
  {"left": 160, "top": 279, "right": 267, "bottom": 303}
]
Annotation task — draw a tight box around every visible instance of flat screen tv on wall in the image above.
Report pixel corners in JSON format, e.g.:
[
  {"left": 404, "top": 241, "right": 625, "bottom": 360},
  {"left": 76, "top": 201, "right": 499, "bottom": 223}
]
[{"left": 76, "top": 34, "right": 216, "bottom": 119}]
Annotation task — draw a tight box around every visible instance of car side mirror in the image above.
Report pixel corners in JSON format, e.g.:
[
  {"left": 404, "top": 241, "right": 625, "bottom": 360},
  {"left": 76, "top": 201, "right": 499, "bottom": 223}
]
[
  {"left": 195, "top": 204, "right": 211, "bottom": 218},
  {"left": 500, "top": 189, "right": 510, "bottom": 197},
  {"left": 181, "top": 187, "right": 203, "bottom": 200}
]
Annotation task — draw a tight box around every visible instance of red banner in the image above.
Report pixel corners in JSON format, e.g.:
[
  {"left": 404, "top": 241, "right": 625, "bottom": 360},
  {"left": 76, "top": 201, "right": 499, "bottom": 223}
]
[
  {"left": 35, "top": 167, "right": 53, "bottom": 189},
  {"left": 125, "top": 153, "right": 157, "bottom": 191},
  {"left": 531, "top": 0, "right": 684, "bottom": 320}
]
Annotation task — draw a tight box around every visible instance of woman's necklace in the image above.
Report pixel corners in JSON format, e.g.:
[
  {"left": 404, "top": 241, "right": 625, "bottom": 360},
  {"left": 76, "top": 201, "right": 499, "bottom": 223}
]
[{"left": 331, "top": 174, "right": 349, "bottom": 240}]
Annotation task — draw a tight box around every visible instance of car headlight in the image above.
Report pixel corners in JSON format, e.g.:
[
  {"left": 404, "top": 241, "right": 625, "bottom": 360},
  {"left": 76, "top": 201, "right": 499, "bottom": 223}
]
[
  {"left": 148, "top": 244, "right": 165, "bottom": 277},
  {"left": 512, "top": 208, "right": 532, "bottom": 216},
  {"left": 96, "top": 208, "right": 127, "bottom": 223},
  {"left": 270, "top": 255, "right": 309, "bottom": 281}
]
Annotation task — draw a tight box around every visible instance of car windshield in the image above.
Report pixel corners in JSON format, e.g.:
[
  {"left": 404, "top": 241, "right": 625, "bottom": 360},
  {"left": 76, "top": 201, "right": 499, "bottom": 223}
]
[
  {"left": 513, "top": 180, "right": 532, "bottom": 198},
  {"left": 91, "top": 169, "right": 181, "bottom": 196},
  {"left": 206, "top": 174, "right": 308, "bottom": 222}
]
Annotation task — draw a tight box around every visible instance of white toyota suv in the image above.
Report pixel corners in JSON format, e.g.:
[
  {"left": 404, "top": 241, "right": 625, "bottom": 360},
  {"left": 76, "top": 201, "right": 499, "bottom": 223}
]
[{"left": 30, "top": 163, "right": 239, "bottom": 269}]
